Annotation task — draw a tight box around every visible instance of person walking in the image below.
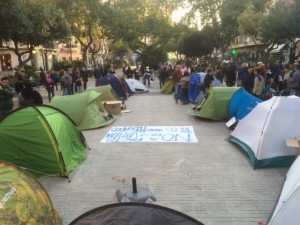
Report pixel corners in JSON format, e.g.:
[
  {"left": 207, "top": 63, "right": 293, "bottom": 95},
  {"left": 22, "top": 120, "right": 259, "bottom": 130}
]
[
  {"left": 45, "top": 73, "right": 55, "bottom": 102},
  {"left": 60, "top": 69, "right": 73, "bottom": 96}
]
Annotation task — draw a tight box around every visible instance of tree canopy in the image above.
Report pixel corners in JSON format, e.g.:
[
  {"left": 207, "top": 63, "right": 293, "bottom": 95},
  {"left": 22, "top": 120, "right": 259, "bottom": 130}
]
[{"left": 0, "top": 0, "right": 68, "bottom": 72}]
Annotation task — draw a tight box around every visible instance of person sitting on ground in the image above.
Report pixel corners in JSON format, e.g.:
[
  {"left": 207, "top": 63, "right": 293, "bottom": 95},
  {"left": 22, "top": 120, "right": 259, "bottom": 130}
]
[{"left": 18, "top": 80, "right": 43, "bottom": 107}]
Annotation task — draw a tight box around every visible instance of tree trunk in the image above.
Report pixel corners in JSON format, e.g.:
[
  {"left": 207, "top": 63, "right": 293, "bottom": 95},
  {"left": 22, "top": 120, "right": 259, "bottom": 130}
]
[{"left": 16, "top": 52, "right": 32, "bottom": 75}]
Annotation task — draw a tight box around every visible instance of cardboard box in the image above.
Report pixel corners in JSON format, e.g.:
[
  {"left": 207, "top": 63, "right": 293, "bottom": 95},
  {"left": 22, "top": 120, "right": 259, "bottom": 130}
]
[
  {"left": 103, "top": 101, "right": 122, "bottom": 115},
  {"left": 286, "top": 138, "right": 300, "bottom": 156}
]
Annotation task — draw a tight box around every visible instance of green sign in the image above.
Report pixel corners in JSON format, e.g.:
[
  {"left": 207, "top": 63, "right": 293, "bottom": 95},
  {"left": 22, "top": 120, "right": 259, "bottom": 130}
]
[{"left": 231, "top": 49, "right": 237, "bottom": 55}]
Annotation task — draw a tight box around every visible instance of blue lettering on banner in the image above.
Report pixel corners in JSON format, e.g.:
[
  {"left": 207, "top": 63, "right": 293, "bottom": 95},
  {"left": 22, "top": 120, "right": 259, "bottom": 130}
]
[{"left": 101, "top": 126, "right": 198, "bottom": 143}]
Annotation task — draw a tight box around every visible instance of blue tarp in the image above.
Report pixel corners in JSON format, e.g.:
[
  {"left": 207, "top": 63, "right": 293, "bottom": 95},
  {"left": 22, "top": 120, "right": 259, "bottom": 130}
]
[
  {"left": 229, "top": 88, "right": 263, "bottom": 121},
  {"left": 100, "top": 74, "right": 129, "bottom": 99},
  {"left": 189, "top": 73, "right": 206, "bottom": 104}
]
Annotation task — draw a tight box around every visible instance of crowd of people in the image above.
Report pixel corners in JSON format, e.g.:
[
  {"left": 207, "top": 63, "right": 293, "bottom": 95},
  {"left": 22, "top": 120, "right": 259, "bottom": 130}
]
[
  {"left": 157, "top": 59, "right": 300, "bottom": 105},
  {"left": 1, "top": 59, "right": 299, "bottom": 118}
]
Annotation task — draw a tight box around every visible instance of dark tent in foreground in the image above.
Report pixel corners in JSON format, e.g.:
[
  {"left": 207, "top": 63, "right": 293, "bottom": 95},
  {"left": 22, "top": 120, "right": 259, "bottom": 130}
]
[
  {"left": 69, "top": 203, "right": 204, "bottom": 225},
  {"left": 0, "top": 105, "right": 87, "bottom": 177},
  {"left": 0, "top": 161, "right": 61, "bottom": 224}
]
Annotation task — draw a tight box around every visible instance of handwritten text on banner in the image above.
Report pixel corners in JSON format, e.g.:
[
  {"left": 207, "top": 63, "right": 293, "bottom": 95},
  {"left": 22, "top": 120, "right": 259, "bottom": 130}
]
[{"left": 101, "top": 126, "right": 198, "bottom": 143}]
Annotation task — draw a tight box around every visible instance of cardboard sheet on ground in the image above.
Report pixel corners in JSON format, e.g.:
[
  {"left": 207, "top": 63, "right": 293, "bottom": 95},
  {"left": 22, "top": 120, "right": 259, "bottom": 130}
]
[{"left": 101, "top": 126, "right": 198, "bottom": 143}]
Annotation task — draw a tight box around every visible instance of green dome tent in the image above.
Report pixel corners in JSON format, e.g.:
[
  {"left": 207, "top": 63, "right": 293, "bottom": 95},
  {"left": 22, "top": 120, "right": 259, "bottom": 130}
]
[
  {"left": 189, "top": 87, "right": 241, "bottom": 121},
  {"left": 50, "top": 90, "right": 116, "bottom": 130},
  {"left": 87, "top": 85, "right": 120, "bottom": 102},
  {"left": 0, "top": 161, "right": 61, "bottom": 224},
  {"left": 0, "top": 105, "right": 87, "bottom": 177},
  {"left": 160, "top": 77, "right": 174, "bottom": 94}
]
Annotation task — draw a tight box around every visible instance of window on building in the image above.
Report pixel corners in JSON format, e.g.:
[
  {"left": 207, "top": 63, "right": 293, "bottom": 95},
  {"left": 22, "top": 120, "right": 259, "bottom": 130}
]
[{"left": 0, "top": 54, "right": 13, "bottom": 71}]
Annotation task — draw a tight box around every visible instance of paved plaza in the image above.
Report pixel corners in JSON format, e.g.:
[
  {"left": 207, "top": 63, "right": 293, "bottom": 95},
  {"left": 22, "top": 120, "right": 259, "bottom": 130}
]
[{"left": 27, "top": 76, "right": 288, "bottom": 225}]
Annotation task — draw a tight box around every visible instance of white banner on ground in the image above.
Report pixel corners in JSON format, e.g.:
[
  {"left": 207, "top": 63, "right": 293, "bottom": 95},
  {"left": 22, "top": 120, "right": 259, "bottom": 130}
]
[{"left": 101, "top": 126, "right": 198, "bottom": 143}]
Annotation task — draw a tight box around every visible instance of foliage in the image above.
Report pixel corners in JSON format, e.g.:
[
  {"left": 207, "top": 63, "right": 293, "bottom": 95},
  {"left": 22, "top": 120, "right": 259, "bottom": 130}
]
[
  {"left": 101, "top": 0, "right": 179, "bottom": 60},
  {"left": 52, "top": 61, "right": 73, "bottom": 71},
  {"left": 51, "top": 60, "right": 86, "bottom": 71},
  {"left": 22, "top": 65, "right": 37, "bottom": 79},
  {"left": 110, "top": 40, "right": 130, "bottom": 59},
  {"left": 57, "top": 0, "right": 106, "bottom": 63},
  {"left": 139, "top": 46, "right": 168, "bottom": 69},
  {"left": 0, "top": 0, "right": 68, "bottom": 72},
  {"left": 179, "top": 27, "right": 215, "bottom": 59},
  {"left": 238, "top": 1, "right": 300, "bottom": 63}
]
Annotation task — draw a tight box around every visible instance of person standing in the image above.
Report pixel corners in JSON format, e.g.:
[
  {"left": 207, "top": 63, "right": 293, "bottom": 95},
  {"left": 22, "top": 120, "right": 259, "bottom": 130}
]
[
  {"left": 18, "top": 80, "right": 43, "bottom": 107},
  {"left": 93, "top": 66, "right": 101, "bottom": 87},
  {"left": 244, "top": 66, "right": 255, "bottom": 94},
  {"left": 237, "top": 63, "right": 248, "bottom": 87},
  {"left": 45, "top": 73, "right": 55, "bottom": 102},
  {"left": 172, "top": 65, "right": 182, "bottom": 104},
  {"left": 226, "top": 62, "right": 237, "bottom": 87},
  {"left": 74, "top": 71, "right": 83, "bottom": 93},
  {"left": 253, "top": 67, "right": 265, "bottom": 98},
  {"left": 181, "top": 71, "right": 190, "bottom": 105},
  {"left": 81, "top": 67, "right": 89, "bottom": 90},
  {"left": 0, "top": 77, "right": 15, "bottom": 118},
  {"left": 291, "top": 61, "right": 300, "bottom": 96},
  {"left": 60, "top": 69, "right": 73, "bottom": 96},
  {"left": 142, "top": 67, "right": 152, "bottom": 87}
]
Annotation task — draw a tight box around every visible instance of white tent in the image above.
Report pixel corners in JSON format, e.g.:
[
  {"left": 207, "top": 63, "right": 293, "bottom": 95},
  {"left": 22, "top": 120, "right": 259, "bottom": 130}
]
[
  {"left": 125, "top": 78, "right": 149, "bottom": 94},
  {"left": 267, "top": 156, "right": 300, "bottom": 225},
  {"left": 228, "top": 96, "right": 300, "bottom": 168}
]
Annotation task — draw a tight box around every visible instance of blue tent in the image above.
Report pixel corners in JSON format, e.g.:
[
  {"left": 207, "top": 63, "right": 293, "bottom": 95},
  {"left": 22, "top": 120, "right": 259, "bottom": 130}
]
[
  {"left": 188, "top": 73, "right": 206, "bottom": 104},
  {"left": 229, "top": 88, "right": 262, "bottom": 121},
  {"left": 100, "top": 74, "right": 131, "bottom": 99}
]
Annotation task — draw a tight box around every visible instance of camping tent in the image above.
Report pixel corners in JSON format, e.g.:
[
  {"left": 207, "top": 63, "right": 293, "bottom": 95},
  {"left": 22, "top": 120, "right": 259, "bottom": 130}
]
[
  {"left": 87, "top": 85, "right": 120, "bottom": 102},
  {"left": 161, "top": 77, "right": 174, "bottom": 94},
  {"left": 125, "top": 78, "right": 149, "bottom": 93},
  {"left": 50, "top": 91, "right": 116, "bottom": 130},
  {"left": 0, "top": 161, "right": 61, "bottom": 224},
  {"left": 228, "top": 96, "right": 300, "bottom": 168},
  {"left": 229, "top": 88, "right": 263, "bottom": 121},
  {"left": 266, "top": 156, "right": 300, "bottom": 225},
  {"left": 189, "top": 72, "right": 206, "bottom": 104},
  {"left": 190, "top": 87, "right": 240, "bottom": 121},
  {"left": 69, "top": 203, "right": 204, "bottom": 225},
  {"left": 99, "top": 74, "right": 131, "bottom": 99},
  {"left": 0, "top": 105, "right": 87, "bottom": 177}
]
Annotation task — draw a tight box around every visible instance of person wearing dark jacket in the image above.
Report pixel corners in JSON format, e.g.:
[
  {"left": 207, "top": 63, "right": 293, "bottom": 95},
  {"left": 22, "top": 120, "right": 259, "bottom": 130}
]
[
  {"left": 18, "top": 80, "right": 43, "bottom": 107},
  {"left": 244, "top": 66, "right": 255, "bottom": 94},
  {"left": 14, "top": 74, "right": 24, "bottom": 94},
  {"left": 0, "top": 76, "right": 15, "bottom": 118}
]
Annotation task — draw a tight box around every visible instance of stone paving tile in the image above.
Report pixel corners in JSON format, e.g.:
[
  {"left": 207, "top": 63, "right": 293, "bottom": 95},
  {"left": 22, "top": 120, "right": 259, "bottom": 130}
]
[{"left": 37, "top": 77, "right": 289, "bottom": 225}]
